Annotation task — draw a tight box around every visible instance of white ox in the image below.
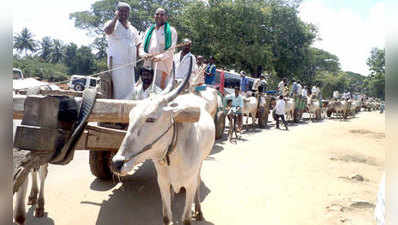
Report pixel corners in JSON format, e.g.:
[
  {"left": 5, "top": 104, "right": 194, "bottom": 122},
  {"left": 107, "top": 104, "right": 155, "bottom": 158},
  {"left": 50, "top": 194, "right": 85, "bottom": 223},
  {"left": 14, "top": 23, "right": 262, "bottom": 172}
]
[
  {"left": 242, "top": 96, "right": 258, "bottom": 130},
  {"left": 284, "top": 98, "right": 295, "bottom": 121},
  {"left": 13, "top": 164, "right": 48, "bottom": 225},
  {"left": 326, "top": 99, "right": 350, "bottom": 119},
  {"left": 111, "top": 62, "right": 215, "bottom": 225},
  {"left": 196, "top": 87, "right": 219, "bottom": 118},
  {"left": 307, "top": 96, "right": 321, "bottom": 120}
]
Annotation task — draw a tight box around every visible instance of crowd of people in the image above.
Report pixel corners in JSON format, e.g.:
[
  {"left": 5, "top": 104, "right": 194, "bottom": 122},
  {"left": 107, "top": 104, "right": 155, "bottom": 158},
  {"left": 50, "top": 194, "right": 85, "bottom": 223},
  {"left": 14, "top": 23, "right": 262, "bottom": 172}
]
[{"left": 104, "top": 2, "right": 382, "bottom": 131}]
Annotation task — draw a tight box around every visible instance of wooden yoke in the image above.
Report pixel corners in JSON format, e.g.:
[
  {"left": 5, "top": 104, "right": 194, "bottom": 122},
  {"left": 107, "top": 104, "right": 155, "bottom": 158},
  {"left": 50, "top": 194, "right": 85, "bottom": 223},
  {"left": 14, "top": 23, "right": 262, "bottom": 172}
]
[{"left": 14, "top": 96, "right": 78, "bottom": 153}]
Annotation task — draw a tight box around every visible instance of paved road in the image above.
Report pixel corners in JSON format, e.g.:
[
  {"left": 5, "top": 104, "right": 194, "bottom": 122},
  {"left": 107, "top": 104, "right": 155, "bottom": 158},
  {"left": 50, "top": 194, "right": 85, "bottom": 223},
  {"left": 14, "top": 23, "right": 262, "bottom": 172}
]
[{"left": 15, "top": 111, "right": 384, "bottom": 225}]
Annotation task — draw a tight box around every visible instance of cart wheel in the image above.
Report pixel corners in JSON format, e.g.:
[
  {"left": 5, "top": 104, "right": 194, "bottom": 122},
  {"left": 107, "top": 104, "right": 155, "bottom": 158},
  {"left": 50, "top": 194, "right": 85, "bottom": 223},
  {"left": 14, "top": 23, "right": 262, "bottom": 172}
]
[
  {"left": 89, "top": 151, "right": 114, "bottom": 180},
  {"left": 215, "top": 111, "right": 226, "bottom": 139},
  {"left": 258, "top": 107, "right": 267, "bottom": 128}
]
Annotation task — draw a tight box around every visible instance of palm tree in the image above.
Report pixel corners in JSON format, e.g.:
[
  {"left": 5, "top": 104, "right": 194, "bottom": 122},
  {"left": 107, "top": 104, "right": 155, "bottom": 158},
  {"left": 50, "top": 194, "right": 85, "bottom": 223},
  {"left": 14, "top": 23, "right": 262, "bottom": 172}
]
[
  {"left": 14, "top": 27, "right": 37, "bottom": 56},
  {"left": 50, "top": 39, "right": 65, "bottom": 64},
  {"left": 38, "top": 36, "right": 53, "bottom": 62}
]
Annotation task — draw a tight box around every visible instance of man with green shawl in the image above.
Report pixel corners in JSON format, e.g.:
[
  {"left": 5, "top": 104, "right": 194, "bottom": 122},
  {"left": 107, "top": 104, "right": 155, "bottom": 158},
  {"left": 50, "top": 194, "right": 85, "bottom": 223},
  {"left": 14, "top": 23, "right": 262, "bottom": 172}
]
[{"left": 139, "top": 8, "right": 178, "bottom": 90}]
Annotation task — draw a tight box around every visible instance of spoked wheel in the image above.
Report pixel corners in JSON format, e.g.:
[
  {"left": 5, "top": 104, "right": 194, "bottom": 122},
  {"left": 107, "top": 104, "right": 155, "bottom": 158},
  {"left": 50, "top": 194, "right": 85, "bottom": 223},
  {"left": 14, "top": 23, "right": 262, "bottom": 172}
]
[
  {"left": 89, "top": 151, "right": 114, "bottom": 180},
  {"left": 228, "top": 114, "right": 240, "bottom": 143}
]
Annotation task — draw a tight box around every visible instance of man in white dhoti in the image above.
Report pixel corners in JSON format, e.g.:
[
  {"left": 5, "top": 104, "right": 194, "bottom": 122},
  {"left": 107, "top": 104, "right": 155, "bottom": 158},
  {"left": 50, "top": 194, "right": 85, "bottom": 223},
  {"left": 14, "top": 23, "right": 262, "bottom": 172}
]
[
  {"left": 139, "top": 8, "right": 178, "bottom": 90},
  {"left": 104, "top": 2, "right": 140, "bottom": 99},
  {"left": 173, "top": 39, "right": 198, "bottom": 89}
]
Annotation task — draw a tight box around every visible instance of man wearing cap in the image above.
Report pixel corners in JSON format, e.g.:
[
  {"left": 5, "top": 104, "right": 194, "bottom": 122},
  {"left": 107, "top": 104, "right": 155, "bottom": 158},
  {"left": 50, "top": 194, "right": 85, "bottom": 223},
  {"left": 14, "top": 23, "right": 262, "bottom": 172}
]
[
  {"left": 173, "top": 38, "right": 198, "bottom": 89},
  {"left": 104, "top": 2, "right": 140, "bottom": 99},
  {"left": 139, "top": 8, "right": 178, "bottom": 90}
]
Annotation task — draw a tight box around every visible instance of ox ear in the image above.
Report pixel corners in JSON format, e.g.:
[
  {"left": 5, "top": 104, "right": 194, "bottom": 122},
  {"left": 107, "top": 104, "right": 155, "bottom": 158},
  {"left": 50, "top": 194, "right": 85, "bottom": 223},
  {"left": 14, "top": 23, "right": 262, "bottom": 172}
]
[{"left": 163, "top": 102, "right": 201, "bottom": 123}]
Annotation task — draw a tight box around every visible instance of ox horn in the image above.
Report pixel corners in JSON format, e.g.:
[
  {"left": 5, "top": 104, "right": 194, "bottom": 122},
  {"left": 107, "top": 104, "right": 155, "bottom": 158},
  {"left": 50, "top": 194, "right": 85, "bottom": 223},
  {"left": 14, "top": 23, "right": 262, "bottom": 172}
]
[
  {"left": 164, "top": 55, "right": 193, "bottom": 103},
  {"left": 161, "top": 62, "right": 176, "bottom": 95}
]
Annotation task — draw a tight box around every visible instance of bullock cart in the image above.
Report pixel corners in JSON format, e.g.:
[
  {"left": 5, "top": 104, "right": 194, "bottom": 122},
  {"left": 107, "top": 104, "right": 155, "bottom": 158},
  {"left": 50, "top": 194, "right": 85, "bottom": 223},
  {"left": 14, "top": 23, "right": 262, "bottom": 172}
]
[
  {"left": 12, "top": 72, "right": 208, "bottom": 194},
  {"left": 256, "top": 93, "right": 273, "bottom": 127}
]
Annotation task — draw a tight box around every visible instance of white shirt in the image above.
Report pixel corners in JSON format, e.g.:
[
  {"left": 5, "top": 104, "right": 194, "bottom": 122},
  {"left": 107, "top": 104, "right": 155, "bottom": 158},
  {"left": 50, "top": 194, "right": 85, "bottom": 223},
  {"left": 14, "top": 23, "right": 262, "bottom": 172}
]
[
  {"left": 333, "top": 91, "right": 339, "bottom": 98},
  {"left": 252, "top": 78, "right": 261, "bottom": 91},
  {"left": 129, "top": 83, "right": 162, "bottom": 100},
  {"left": 139, "top": 24, "right": 178, "bottom": 74},
  {"left": 174, "top": 51, "right": 198, "bottom": 82},
  {"left": 278, "top": 81, "right": 284, "bottom": 91},
  {"left": 275, "top": 99, "right": 286, "bottom": 115},
  {"left": 312, "top": 86, "right": 317, "bottom": 95},
  {"left": 297, "top": 84, "right": 303, "bottom": 96},
  {"left": 302, "top": 88, "right": 307, "bottom": 97},
  {"left": 104, "top": 20, "right": 140, "bottom": 66}
]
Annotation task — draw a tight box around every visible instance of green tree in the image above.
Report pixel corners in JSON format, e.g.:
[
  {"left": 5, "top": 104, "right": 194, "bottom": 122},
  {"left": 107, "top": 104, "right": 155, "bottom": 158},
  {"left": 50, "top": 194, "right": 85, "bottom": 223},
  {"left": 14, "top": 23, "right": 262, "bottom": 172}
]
[
  {"left": 13, "top": 55, "right": 68, "bottom": 81},
  {"left": 91, "top": 36, "right": 107, "bottom": 60},
  {"left": 365, "top": 47, "right": 385, "bottom": 99},
  {"left": 70, "top": 0, "right": 190, "bottom": 34},
  {"left": 50, "top": 39, "right": 66, "bottom": 64},
  {"left": 64, "top": 43, "right": 79, "bottom": 74},
  {"left": 13, "top": 28, "right": 38, "bottom": 56},
  {"left": 38, "top": 36, "right": 53, "bottom": 62},
  {"left": 75, "top": 46, "right": 97, "bottom": 75},
  {"left": 367, "top": 48, "right": 385, "bottom": 79}
]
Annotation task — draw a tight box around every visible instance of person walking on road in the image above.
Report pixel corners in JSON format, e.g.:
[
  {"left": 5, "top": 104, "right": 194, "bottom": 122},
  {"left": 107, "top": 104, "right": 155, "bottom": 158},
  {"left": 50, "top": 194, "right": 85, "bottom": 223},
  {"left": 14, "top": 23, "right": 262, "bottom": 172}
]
[{"left": 274, "top": 95, "right": 288, "bottom": 130}]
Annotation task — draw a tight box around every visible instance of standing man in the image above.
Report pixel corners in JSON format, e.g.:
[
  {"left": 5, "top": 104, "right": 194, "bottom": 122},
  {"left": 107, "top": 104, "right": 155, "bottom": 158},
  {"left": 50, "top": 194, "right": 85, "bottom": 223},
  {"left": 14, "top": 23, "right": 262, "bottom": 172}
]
[
  {"left": 333, "top": 90, "right": 339, "bottom": 100},
  {"left": 274, "top": 95, "right": 288, "bottom": 130},
  {"left": 139, "top": 8, "right": 178, "bottom": 90},
  {"left": 258, "top": 75, "right": 267, "bottom": 93},
  {"left": 174, "top": 38, "right": 198, "bottom": 88},
  {"left": 302, "top": 85, "right": 308, "bottom": 98},
  {"left": 278, "top": 78, "right": 287, "bottom": 95},
  {"left": 204, "top": 56, "right": 216, "bottom": 85},
  {"left": 104, "top": 2, "right": 140, "bottom": 99},
  {"left": 290, "top": 79, "right": 298, "bottom": 97},
  {"left": 193, "top": 55, "right": 206, "bottom": 90},
  {"left": 240, "top": 71, "right": 249, "bottom": 96}
]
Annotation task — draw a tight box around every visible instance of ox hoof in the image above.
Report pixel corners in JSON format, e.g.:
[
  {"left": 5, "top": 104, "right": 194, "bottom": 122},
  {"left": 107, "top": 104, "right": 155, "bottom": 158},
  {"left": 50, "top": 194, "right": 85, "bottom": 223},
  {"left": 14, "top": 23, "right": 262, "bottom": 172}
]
[
  {"left": 183, "top": 219, "right": 192, "bottom": 225},
  {"left": 192, "top": 210, "right": 204, "bottom": 221},
  {"left": 27, "top": 196, "right": 37, "bottom": 205},
  {"left": 162, "top": 216, "right": 173, "bottom": 225},
  {"left": 14, "top": 215, "right": 25, "bottom": 225},
  {"left": 34, "top": 207, "right": 45, "bottom": 218}
]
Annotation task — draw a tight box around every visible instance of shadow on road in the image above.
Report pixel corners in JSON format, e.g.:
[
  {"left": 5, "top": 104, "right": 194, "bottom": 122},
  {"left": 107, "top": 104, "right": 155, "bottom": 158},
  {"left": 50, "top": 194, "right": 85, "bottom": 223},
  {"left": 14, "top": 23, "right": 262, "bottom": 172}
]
[
  {"left": 85, "top": 160, "right": 214, "bottom": 225},
  {"left": 16, "top": 207, "right": 55, "bottom": 225}
]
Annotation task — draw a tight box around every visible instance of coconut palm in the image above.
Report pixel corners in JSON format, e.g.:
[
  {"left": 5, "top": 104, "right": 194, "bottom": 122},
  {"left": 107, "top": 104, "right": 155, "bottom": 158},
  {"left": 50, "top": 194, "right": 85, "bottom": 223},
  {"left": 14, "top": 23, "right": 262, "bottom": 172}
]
[
  {"left": 50, "top": 39, "right": 65, "bottom": 64},
  {"left": 38, "top": 36, "right": 53, "bottom": 62},
  {"left": 14, "top": 27, "right": 37, "bottom": 56}
]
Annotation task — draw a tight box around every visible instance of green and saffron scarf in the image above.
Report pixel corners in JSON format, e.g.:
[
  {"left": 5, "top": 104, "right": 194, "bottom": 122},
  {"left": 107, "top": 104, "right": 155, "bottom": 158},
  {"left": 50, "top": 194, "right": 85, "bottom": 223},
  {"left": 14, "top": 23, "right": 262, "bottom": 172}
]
[{"left": 143, "top": 22, "right": 172, "bottom": 53}]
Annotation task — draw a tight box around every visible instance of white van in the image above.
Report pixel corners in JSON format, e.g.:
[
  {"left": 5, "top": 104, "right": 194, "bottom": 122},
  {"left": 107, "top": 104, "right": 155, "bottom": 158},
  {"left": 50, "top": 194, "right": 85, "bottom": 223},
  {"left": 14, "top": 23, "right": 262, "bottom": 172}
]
[{"left": 68, "top": 75, "right": 99, "bottom": 91}]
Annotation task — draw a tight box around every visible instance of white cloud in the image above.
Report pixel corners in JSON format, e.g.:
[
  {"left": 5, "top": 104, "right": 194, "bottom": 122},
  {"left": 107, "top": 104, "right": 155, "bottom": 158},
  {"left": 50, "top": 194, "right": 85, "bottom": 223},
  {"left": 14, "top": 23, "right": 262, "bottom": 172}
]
[
  {"left": 299, "top": 0, "right": 385, "bottom": 75},
  {"left": 13, "top": 0, "right": 97, "bottom": 47}
]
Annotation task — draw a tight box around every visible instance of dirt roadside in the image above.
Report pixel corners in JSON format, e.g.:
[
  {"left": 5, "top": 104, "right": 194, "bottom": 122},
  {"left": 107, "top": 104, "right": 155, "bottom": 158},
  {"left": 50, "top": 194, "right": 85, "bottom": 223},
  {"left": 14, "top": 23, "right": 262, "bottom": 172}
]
[{"left": 17, "top": 111, "right": 384, "bottom": 225}]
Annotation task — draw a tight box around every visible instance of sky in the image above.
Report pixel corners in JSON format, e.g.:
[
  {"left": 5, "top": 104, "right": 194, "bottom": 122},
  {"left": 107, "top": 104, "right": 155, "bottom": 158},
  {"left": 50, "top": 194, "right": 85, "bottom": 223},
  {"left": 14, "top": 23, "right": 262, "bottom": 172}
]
[
  {"left": 299, "top": 0, "right": 388, "bottom": 75},
  {"left": 13, "top": 0, "right": 392, "bottom": 75}
]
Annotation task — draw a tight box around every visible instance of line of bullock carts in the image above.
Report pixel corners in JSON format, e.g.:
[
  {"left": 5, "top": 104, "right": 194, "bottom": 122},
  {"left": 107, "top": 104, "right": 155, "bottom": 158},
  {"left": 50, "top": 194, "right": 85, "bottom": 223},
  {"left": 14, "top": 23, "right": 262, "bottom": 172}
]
[{"left": 12, "top": 62, "right": 382, "bottom": 224}]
